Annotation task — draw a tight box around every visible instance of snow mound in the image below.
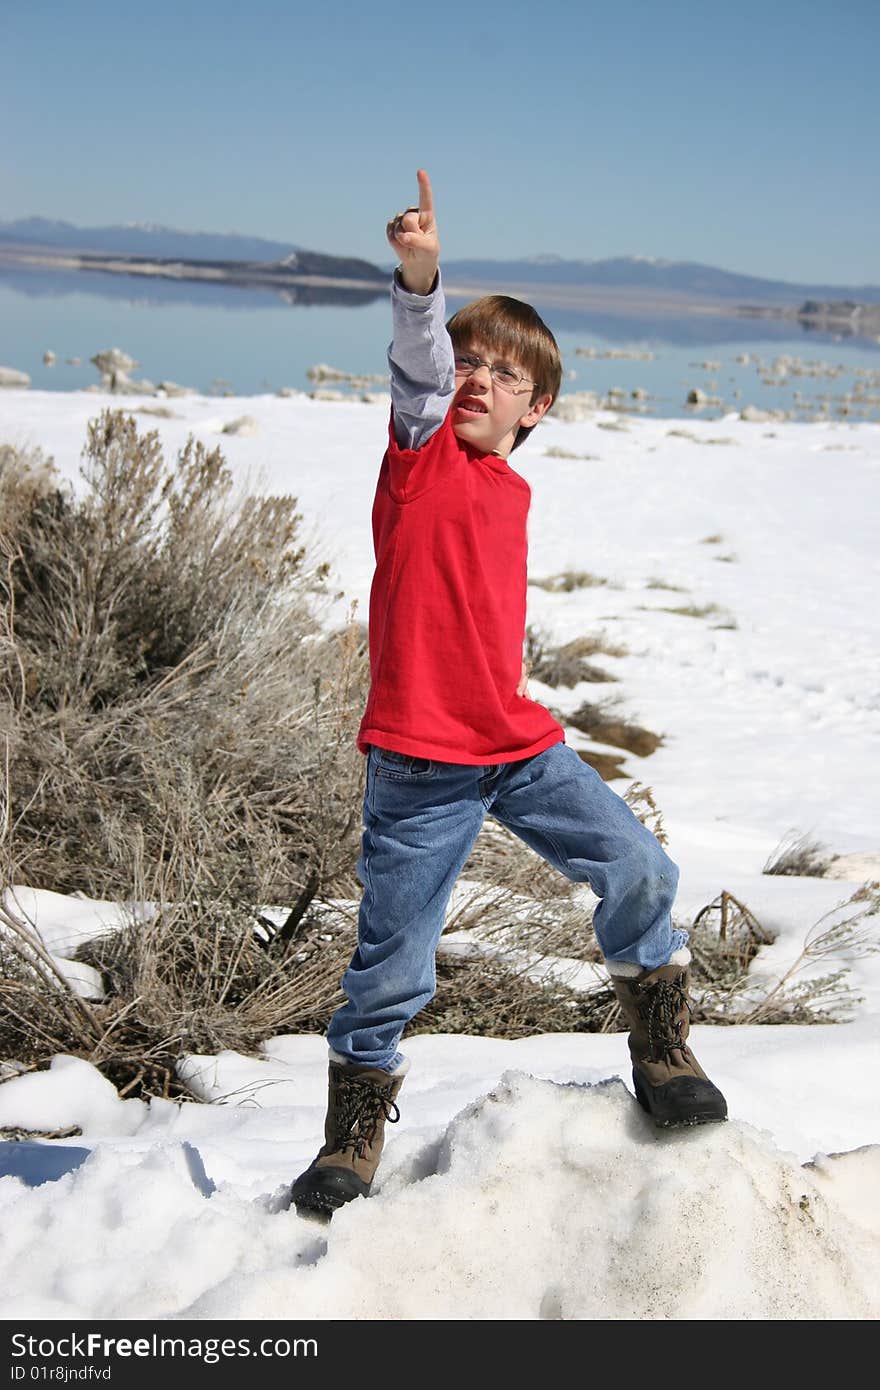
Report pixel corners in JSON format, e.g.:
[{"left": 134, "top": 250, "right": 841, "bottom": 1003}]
[
  {"left": 254, "top": 1072, "right": 878, "bottom": 1321},
  {"left": 0, "top": 1056, "right": 147, "bottom": 1138}
]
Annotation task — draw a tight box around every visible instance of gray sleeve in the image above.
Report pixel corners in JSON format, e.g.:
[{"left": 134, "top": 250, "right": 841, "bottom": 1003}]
[{"left": 388, "top": 267, "right": 456, "bottom": 450}]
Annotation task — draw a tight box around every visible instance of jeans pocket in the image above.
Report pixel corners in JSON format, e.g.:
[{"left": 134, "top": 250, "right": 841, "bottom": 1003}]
[{"left": 374, "top": 746, "right": 434, "bottom": 780}]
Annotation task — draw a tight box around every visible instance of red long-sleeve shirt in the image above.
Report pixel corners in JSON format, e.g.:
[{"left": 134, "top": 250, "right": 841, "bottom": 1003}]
[{"left": 356, "top": 408, "right": 566, "bottom": 765}]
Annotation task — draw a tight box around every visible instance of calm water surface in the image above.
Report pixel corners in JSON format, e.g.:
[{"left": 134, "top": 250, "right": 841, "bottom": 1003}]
[{"left": 2, "top": 266, "right": 879, "bottom": 421}]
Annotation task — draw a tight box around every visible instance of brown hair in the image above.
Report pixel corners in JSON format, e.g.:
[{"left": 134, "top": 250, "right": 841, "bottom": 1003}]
[{"left": 446, "top": 295, "right": 563, "bottom": 450}]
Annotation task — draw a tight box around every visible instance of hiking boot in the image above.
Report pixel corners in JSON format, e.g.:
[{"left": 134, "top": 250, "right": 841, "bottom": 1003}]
[
  {"left": 290, "top": 1057, "right": 406, "bottom": 1219},
  {"left": 608, "top": 950, "right": 727, "bottom": 1127}
]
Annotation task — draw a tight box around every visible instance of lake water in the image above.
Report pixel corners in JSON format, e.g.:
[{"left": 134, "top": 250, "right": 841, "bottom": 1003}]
[{"left": 2, "top": 264, "right": 879, "bottom": 422}]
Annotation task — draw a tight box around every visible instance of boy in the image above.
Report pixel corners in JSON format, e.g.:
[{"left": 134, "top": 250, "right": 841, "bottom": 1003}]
[{"left": 291, "top": 172, "right": 726, "bottom": 1220}]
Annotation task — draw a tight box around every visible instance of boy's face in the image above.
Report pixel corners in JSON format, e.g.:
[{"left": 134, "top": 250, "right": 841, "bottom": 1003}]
[{"left": 451, "top": 340, "right": 553, "bottom": 458}]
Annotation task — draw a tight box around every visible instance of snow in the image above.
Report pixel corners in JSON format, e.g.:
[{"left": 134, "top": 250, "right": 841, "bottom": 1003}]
[{"left": 0, "top": 387, "right": 878, "bottom": 1321}]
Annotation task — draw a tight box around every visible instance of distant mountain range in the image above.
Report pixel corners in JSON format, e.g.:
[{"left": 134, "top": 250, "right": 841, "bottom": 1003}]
[
  {"left": 1, "top": 216, "right": 878, "bottom": 306},
  {"left": 0, "top": 217, "right": 302, "bottom": 262},
  {"left": 441, "top": 255, "right": 880, "bottom": 306}
]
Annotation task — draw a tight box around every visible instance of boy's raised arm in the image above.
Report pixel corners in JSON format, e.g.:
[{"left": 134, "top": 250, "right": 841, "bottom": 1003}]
[{"left": 386, "top": 170, "right": 455, "bottom": 450}]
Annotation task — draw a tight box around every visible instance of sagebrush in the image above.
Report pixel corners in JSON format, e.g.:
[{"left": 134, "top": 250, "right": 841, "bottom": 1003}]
[{"left": 0, "top": 415, "right": 368, "bottom": 906}]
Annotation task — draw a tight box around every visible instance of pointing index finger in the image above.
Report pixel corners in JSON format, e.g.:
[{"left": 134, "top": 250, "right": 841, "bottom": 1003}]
[{"left": 416, "top": 168, "right": 434, "bottom": 218}]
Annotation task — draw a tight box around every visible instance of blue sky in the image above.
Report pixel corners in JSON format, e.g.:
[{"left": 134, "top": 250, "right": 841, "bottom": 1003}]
[{"left": 3, "top": 0, "right": 878, "bottom": 284}]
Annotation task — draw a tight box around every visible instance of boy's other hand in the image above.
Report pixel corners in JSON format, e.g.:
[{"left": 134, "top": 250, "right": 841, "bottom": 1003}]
[{"left": 387, "top": 169, "right": 440, "bottom": 296}]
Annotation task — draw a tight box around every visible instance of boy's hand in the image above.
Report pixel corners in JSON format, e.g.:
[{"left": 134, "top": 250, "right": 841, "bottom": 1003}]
[
  {"left": 387, "top": 169, "right": 439, "bottom": 296},
  {"left": 517, "top": 660, "right": 531, "bottom": 698}
]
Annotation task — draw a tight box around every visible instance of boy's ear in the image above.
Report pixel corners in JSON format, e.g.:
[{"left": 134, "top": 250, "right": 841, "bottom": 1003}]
[{"left": 519, "top": 392, "right": 554, "bottom": 428}]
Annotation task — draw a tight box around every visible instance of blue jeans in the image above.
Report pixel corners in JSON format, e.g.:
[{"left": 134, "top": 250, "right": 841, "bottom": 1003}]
[{"left": 327, "top": 740, "right": 685, "bottom": 1071}]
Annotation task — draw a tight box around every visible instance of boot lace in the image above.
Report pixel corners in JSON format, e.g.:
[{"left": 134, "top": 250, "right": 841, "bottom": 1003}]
[
  {"left": 334, "top": 1075, "right": 400, "bottom": 1161},
  {"left": 639, "top": 975, "right": 693, "bottom": 1062}
]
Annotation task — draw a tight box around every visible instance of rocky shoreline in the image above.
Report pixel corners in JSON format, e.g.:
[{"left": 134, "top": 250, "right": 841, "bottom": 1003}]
[{"left": 739, "top": 298, "right": 880, "bottom": 337}]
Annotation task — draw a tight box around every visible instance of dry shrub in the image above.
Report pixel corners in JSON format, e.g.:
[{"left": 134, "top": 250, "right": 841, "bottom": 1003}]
[
  {"left": 687, "top": 890, "right": 774, "bottom": 1021},
  {"left": 575, "top": 749, "right": 630, "bottom": 781},
  {"left": 460, "top": 815, "right": 576, "bottom": 905},
  {"left": 645, "top": 577, "right": 689, "bottom": 592},
  {"left": 529, "top": 570, "right": 608, "bottom": 592},
  {"left": 623, "top": 781, "right": 668, "bottom": 846},
  {"left": 0, "top": 414, "right": 374, "bottom": 1094},
  {"left": 687, "top": 885, "right": 878, "bottom": 1024},
  {"left": 0, "top": 413, "right": 369, "bottom": 906},
  {"left": 656, "top": 600, "right": 722, "bottom": 617},
  {"left": 525, "top": 626, "right": 625, "bottom": 688},
  {"left": 0, "top": 893, "right": 106, "bottom": 1073},
  {"left": 416, "top": 952, "right": 617, "bottom": 1038},
  {"left": 763, "top": 831, "right": 833, "bottom": 878},
  {"left": 0, "top": 888, "right": 354, "bottom": 1096},
  {"left": 563, "top": 699, "right": 663, "bottom": 758}
]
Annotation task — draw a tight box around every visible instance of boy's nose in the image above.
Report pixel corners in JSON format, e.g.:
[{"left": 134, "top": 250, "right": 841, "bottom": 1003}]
[{"left": 467, "top": 362, "right": 492, "bottom": 386}]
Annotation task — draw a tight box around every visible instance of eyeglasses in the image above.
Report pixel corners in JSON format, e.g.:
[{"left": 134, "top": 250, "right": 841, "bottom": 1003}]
[{"left": 453, "top": 352, "right": 535, "bottom": 392}]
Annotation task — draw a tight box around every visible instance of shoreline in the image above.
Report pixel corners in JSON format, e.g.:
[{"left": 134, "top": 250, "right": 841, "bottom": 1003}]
[
  {"left": 0, "top": 243, "right": 388, "bottom": 298},
  {"left": 3, "top": 382, "right": 880, "bottom": 436}
]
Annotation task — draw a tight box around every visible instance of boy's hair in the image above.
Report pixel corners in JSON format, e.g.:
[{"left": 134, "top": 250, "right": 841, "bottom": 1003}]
[{"left": 446, "top": 295, "right": 563, "bottom": 451}]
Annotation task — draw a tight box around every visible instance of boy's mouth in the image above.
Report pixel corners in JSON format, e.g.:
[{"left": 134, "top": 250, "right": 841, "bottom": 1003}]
[{"left": 455, "top": 396, "right": 489, "bottom": 416}]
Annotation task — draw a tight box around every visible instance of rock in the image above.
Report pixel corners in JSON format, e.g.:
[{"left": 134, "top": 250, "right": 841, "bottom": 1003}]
[
  {"left": 687, "top": 387, "right": 709, "bottom": 406},
  {"left": 0, "top": 366, "right": 31, "bottom": 389},
  {"left": 306, "top": 363, "right": 389, "bottom": 389},
  {"left": 824, "top": 851, "right": 880, "bottom": 883},
  {"left": 66, "top": 357, "right": 82, "bottom": 366},
  {"left": 276, "top": 387, "right": 304, "bottom": 398},
  {"left": 309, "top": 389, "right": 346, "bottom": 402},
  {"left": 550, "top": 390, "right": 600, "bottom": 422},
  {"left": 157, "top": 380, "right": 195, "bottom": 397},
  {"left": 102, "top": 375, "right": 155, "bottom": 395},
  {"left": 221, "top": 415, "right": 260, "bottom": 436},
  {"left": 739, "top": 404, "right": 773, "bottom": 422},
  {"left": 43, "top": 350, "right": 56, "bottom": 366},
  {"left": 306, "top": 363, "right": 348, "bottom": 383}
]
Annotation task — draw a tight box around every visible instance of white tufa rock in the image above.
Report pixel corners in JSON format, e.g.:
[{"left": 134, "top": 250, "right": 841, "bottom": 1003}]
[
  {"left": 157, "top": 381, "right": 195, "bottom": 397},
  {"left": 221, "top": 415, "right": 260, "bottom": 436},
  {"left": 90, "top": 347, "right": 139, "bottom": 374},
  {"left": 0, "top": 366, "right": 31, "bottom": 389}
]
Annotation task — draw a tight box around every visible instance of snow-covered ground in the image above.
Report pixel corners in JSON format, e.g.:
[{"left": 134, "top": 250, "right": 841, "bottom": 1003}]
[{"left": 1, "top": 387, "right": 878, "bottom": 1320}]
